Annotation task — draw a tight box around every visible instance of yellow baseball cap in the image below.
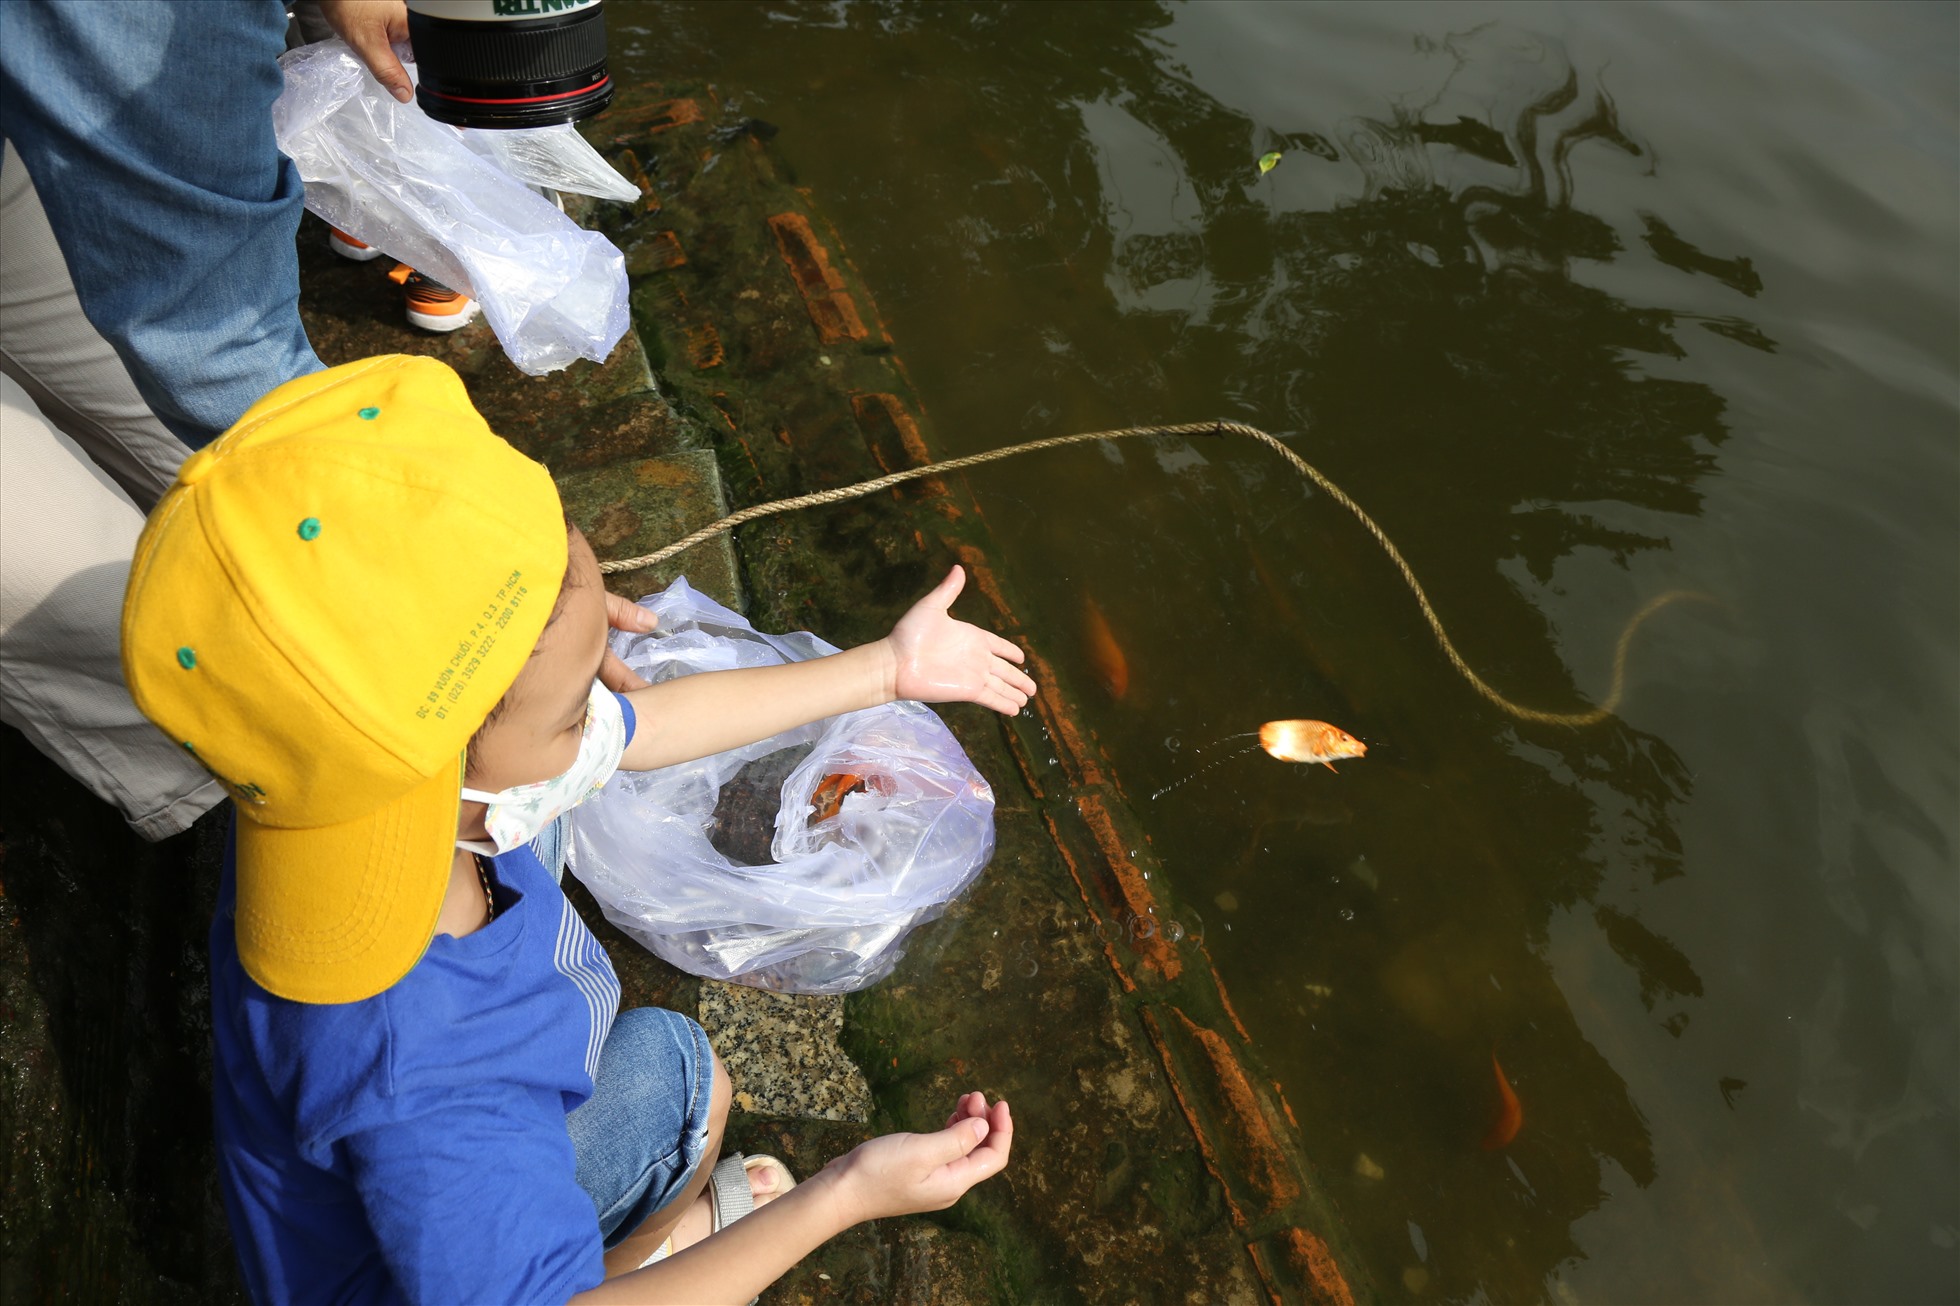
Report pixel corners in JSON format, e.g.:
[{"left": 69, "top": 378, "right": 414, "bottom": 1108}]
[{"left": 122, "top": 355, "right": 569, "bottom": 1004}]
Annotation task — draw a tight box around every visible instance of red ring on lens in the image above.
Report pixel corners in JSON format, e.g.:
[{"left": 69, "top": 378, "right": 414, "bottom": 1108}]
[{"left": 418, "top": 75, "right": 610, "bottom": 107}]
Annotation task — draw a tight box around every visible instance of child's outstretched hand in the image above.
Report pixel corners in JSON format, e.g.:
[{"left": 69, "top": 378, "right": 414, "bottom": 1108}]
[
  {"left": 884, "top": 567, "right": 1034, "bottom": 714},
  {"left": 821, "top": 1093, "right": 1013, "bottom": 1224}
]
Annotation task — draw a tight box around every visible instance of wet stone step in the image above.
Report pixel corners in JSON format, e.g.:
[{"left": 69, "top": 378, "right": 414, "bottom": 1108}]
[{"left": 556, "top": 451, "right": 742, "bottom": 609}]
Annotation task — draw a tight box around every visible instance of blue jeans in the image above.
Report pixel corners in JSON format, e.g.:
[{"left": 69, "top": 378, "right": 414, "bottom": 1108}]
[
  {"left": 567, "top": 1006, "right": 718, "bottom": 1249},
  {"left": 0, "top": 0, "right": 321, "bottom": 449}
]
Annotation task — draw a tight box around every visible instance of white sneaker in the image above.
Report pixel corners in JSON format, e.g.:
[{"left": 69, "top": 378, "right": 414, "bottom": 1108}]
[{"left": 328, "top": 227, "right": 384, "bottom": 262}]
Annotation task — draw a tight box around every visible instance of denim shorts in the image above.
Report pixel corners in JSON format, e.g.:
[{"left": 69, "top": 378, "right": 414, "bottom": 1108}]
[{"left": 564, "top": 1005, "right": 717, "bottom": 1248}]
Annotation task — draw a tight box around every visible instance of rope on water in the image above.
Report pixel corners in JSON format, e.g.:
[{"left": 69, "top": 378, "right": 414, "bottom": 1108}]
[{"left": 598, "top": 419, "right": 1700, "bottom": 728}]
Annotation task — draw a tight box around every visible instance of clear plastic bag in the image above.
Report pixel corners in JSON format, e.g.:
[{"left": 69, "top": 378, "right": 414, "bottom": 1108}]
[
  {"left": 567, "top": 579, "right": 997, "bottom": 994},
  {"left": 461, "top": 124, "right": 641, "bottom": 205},
  {"left": 273, "top": 40, "right": 629, "bottom": 375}
]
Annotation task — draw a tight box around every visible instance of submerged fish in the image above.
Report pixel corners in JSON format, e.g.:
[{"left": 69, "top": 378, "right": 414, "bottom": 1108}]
[
  {"left": 1083, "top": 597, "right": 1131, "bottom": 699},
  {"left": 1259, "top": 719, "right": 1367, "bottom": 771},
  {"left": 1483, "top": 1051, "right": 1523, "bottom": 1150}
]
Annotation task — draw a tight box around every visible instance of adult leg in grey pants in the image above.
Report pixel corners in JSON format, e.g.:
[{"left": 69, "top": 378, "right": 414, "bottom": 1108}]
[{"left": 0, "top": 141, "right": 223, "bottom": 841}]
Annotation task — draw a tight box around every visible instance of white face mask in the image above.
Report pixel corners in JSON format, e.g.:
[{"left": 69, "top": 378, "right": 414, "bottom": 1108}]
[{"left": 457, "top": 679, "right": 626, "bottom": 856}]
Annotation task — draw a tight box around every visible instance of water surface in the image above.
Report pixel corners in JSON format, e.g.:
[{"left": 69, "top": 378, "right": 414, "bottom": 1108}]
[{"left": 619, "top": 4, "right": 1959, "bottom": 1300}]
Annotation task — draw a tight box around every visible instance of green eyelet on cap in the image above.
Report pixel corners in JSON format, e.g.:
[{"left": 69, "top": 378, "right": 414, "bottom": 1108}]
[
  {"left": 298, "top": 517, "right": 322, "bottom": 541},
  {"left": 176, "top": 647, "right": 197, "bottom": 669},
  {"left": 358, "top": 406, "right": 381, "bottom": 420}
]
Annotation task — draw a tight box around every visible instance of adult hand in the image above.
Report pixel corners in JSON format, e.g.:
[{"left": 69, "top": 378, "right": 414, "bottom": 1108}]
[
  {"left": 884, "top": 567, "right": 1034, "bottom": 715},
  {"left": 317, "top": 0, "right": 414, "bottom": 104},
  {"left": 600, "top": 592, "right": 656, "bottom": 693},
  {"left": 823, "top": 1093, "right": 1013, "bottom": 1225}
]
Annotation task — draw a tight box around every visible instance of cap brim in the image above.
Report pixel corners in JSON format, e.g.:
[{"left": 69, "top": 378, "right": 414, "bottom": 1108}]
[{"left": 234, "top": 756, "right": 461, "bottom": 1004}]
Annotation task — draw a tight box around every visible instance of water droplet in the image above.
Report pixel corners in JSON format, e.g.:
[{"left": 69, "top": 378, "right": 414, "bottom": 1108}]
[
  {"left": 1165, "top": 735, "right": 1182, "bottom": 752},
  {"left": 1095, "top": 918, "right": 1124, "bottom": 944},
  {"left": 1019, "top": 958, "right": 1039, "bottom": 978},
  {"left": 1163, "top": 920, "right": 1186, "bottom": 943},
  {"left": 1338, "top": 907, "right": 1356, "bottom": 922},
  {"left": 1130, "top": 916, "right": 1157, "bottom": 940}
]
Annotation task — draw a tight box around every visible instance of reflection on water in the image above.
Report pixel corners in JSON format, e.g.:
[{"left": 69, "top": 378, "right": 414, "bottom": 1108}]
[
  {"left": 1068, "top": 30, "right": 1741, "bottom": 1294},
  {"left": 627, "top": 3, "right": 1957, "bottom": 1301}
]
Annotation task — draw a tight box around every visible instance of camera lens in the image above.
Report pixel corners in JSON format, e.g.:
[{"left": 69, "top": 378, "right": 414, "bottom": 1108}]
[{"left": 405, "top": 0, "right": 612, "bottom": 130}]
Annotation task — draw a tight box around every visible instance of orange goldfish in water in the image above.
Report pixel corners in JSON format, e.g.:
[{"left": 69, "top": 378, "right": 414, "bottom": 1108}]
[
  {"left": 1258, "top": 720, "right": 1367, "bottom": 771},
  {"left": 1083, "top": 598, "right": 1130, "bottom": 699},
  {"left": 1483, "top": 1051, "right": 1523, "bottom": 1150}
]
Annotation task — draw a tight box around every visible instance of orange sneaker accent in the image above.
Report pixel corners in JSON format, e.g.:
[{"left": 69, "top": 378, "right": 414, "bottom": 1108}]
[{"left": 399, "top": 269, "right": 479, "bottom": 333}]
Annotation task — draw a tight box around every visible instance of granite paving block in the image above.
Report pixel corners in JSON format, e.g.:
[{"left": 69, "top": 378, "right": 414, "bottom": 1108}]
[{"left": 697, "top": 981, "right": 872, "bottom": 1124}]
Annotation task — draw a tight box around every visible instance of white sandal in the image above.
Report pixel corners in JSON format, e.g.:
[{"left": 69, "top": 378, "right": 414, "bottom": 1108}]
[{"left": 638, "top": 1153, "right": 796, "bottom": 1269}]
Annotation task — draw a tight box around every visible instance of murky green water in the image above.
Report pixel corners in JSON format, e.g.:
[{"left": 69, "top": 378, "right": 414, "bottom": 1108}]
[{"left": 618, "top": 3, "right": 1958, "bottom": 1301}]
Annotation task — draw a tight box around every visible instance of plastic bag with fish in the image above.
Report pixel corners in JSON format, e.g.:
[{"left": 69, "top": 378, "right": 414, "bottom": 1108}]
[{"left": 567, "top": 579, "right": 997, "bottom": 994}]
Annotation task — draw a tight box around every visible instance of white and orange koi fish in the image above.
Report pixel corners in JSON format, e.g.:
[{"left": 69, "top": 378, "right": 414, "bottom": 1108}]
[{"left": 1259, "top": 720, "right": 1367, "bottom": 772}]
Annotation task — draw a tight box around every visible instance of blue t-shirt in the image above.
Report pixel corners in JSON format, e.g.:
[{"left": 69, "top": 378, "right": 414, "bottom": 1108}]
[{"left": 210, "top": 698, "right": 635, "bottom": 1306}]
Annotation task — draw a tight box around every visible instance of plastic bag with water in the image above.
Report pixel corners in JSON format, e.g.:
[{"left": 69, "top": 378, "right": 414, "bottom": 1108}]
[
  {"left": 272, "top": 40, "right": 630, "bottom": 375},
  {"left": 567, "top": 579, "right": 997, "bottom": 994}
]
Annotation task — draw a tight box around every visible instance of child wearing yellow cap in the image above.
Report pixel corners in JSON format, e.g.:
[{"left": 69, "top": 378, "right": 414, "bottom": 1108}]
[{"left": 122, "top": 355, "right": 1019, "bottom": 1304}]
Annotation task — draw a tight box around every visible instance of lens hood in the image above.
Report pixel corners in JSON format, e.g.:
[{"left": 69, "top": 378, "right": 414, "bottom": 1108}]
[{"left": 407, "top": 0, "right": 612, "bottom": 129}]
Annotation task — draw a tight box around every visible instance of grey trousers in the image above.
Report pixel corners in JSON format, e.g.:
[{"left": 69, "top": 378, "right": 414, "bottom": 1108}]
[{"left": 0, "top": 140, "right": 223, "bottom": 840}]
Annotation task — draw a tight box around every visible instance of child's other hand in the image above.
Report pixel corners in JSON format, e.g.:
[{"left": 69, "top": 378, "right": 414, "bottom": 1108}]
[
  {"left": 885, "top": 567, "right": 1034, "bottom": 714},
  {"left": 599, "top": 593, "right": 658, "bottom": 693},
  {"left": 823, "top": 1093, "right": 1012, "bottom": 1225}
]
